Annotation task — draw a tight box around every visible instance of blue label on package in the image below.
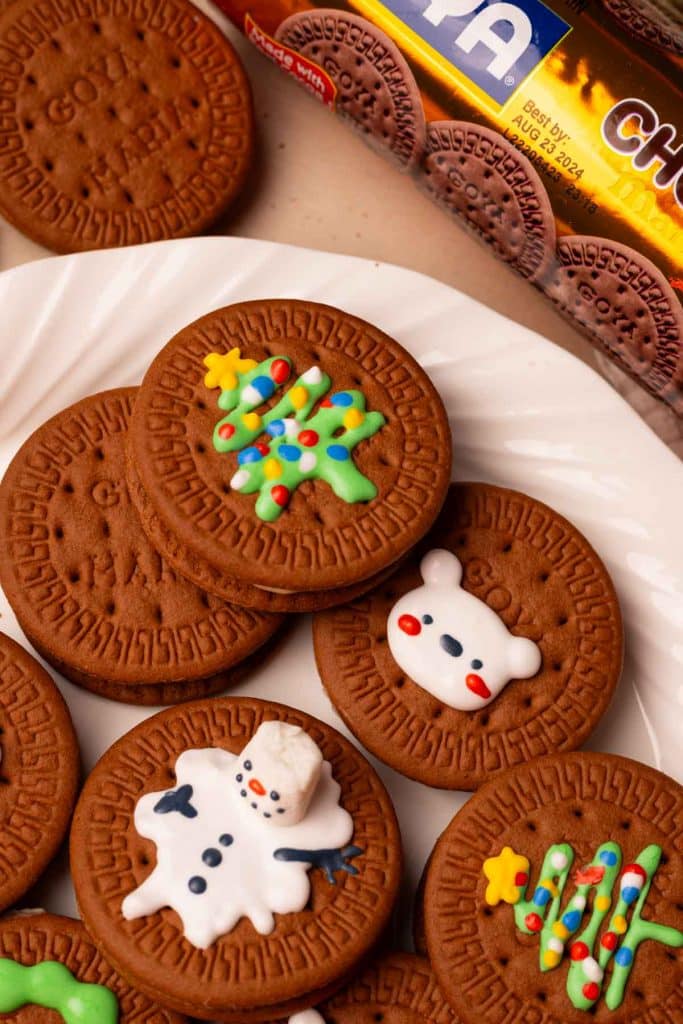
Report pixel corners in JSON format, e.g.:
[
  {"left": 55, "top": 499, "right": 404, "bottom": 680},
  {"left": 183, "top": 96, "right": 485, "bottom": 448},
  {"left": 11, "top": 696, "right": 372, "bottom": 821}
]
[{"left": 379, "top": 0, "right": 571, "bottom": 106}]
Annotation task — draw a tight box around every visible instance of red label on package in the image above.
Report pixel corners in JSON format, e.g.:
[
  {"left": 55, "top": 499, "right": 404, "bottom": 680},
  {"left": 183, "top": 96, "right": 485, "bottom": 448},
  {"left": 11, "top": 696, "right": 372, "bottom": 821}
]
[{"left": 244, "top": 14, "right": 337, "bottom": 109}]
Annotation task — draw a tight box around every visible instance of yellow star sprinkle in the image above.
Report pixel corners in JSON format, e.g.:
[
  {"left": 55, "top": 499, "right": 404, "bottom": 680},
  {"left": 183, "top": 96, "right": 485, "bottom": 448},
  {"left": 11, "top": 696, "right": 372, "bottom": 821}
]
[
  {"left": 242, "top": 412, "right": 262, "bottom": 431},
  {"left": 290, "top": 385, "right": 308, "bottom": 410},
  {"left": 595, "top": 895, "right": 611, "bottom": 912},
  {"left": 264, "top": 458, "right": 282, "bottom": 480},
  {"left": 203, "top": 349, "right": 257, "bottom": 392},
  {"left": 343, "top": 408, "right": 364, "bottom": 429},
  {"left": 483, "top": 846, "right": 530, "bottom": 906}
]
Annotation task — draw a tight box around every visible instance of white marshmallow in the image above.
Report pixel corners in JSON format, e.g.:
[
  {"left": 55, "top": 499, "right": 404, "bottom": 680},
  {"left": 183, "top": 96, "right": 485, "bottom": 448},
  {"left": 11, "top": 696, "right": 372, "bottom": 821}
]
[{"left": 234, "top": 721, "right": 323, "bottom": 827}]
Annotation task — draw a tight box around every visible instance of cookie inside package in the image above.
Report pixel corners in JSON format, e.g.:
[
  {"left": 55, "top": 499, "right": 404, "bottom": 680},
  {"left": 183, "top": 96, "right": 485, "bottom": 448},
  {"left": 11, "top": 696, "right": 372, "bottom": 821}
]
[{"left": 214, "top": 0, "right": 683, "bottom": 415}]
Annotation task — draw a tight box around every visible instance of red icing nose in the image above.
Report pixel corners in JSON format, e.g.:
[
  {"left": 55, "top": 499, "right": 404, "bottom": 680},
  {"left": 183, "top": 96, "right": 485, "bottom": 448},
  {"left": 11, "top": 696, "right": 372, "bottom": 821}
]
[
  {"left": 466, "top": 674, "right": 491, "bottom": 700},
  {"left": 248, "top": 779, "right": 266, "bottom": 796},
  {"left": 398, "top": 614, "right": 421, "bottom": 635}
]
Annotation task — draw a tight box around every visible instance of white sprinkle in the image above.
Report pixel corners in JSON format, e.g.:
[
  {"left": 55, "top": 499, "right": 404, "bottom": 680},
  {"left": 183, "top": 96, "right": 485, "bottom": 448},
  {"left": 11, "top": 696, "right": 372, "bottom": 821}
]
[
  {"left": 583, "top": 957, "right": 603, "bottom": 983},
  {"left": 300, "top": 452, "right": 317, "bottom": 473},
  {"left": 242, "top": 385, "right": 261, "bottom": 405},
  {"left": 288, "top": 1012, "right": 325, "bottom": 1024},
  {"left": 573, "top": 895, "right": 587, "bottom": 911},
  {"left": 302, "top": 366, "right": 323, "bottom": 385},
  {"left": 230, "top": 469, "right": 250, "bottom": 490},
  {"left": 551, "top": 851, "right": 569, "bottom": 871},
  {"left": 548, "top": 937, "right": 564, "bottom": 954},
  {"left": 284, "top": 418, "right": 300, "bottom": 436}
]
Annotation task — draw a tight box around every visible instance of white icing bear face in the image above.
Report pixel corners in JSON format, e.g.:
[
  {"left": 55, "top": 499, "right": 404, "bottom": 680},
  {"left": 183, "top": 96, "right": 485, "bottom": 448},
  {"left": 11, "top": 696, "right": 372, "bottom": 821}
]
[
  {"left": 387, "top": 549, "right": 541, "bottom": 711},
  {"left": 232, "top": 721, "right": 323, "bottom": 827}
]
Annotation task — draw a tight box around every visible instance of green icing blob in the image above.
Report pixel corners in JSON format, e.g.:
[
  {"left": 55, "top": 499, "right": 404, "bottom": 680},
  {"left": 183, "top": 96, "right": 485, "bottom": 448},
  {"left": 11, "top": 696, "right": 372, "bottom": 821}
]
[
  {"left": 496, "top": 842, "right": 682, "bottom": 1012},
  {"left": 0, "top": 959, "right": 118, "bottom": 1023},
  {"left": 205, "top": 351, "right": 386, "bottom": 522}
]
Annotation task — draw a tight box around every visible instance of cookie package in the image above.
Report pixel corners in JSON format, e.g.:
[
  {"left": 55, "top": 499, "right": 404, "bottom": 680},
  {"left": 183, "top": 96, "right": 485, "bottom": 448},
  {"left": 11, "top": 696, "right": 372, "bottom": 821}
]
[{"left": 212, "top": 0, "right": 683, "bottom": 416}]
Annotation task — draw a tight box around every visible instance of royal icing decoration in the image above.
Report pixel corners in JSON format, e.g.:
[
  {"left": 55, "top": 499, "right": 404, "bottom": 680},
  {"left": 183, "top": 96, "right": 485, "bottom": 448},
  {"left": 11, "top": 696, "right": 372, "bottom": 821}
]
[
  {"left": 122, "top": 722, "right": 361, "bottom": 948},
  {"left": 482, "top": 841, "right": 683, "bottom": 1011},
  {"left": 387, "top": 550, "right": 541, "bottom": 710},
  {"left": 203, "top": 349, "right": 385, "bottom": 522},
  {"left": 0, "top": 959, "right": 118, "bottom": 1024}
]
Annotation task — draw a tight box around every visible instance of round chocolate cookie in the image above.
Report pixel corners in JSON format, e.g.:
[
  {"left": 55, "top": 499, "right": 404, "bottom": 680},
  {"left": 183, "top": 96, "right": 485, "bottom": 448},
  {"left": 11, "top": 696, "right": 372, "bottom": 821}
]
[
  {"left": 601, "top": 0, "right": 683, "bottom": 56},
  {"left": 71, "top": 696, "right": 402, "bottom": 1022},
  {"left": 545, "top": 236, "right": 683, "bottom": 412},
  {"left": 0, "top": 0, "right": 253, "bottom": 253},
  {"left": 0, "top": 389, "right": 282, "bottom": 705},
  {"left": 126, "top": 299, "right": 452, "bottom": 608},
  {"left": 0, "top": 632, "right": 78, "bottom": 912},
  {"left": 0, "top": 912, "right": 187, "bottom": 1022},
  {"left": 421, "top": 121, "right": 556, "bottom": 283},
  {"left": 424, "top": 751, "right": 683, "bottom": 1024},
  {"left": 314, "top": 483, "right": 623, "bottom": 790},
  {"left": 275, "top": 9, "right": 425, "bottom": 171}
]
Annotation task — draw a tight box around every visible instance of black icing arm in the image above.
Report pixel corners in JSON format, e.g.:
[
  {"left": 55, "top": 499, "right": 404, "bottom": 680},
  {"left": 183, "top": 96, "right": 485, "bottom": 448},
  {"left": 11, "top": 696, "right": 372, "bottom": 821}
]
[{"left": 273, "top": 845, "right": 363, "bottom": 884}]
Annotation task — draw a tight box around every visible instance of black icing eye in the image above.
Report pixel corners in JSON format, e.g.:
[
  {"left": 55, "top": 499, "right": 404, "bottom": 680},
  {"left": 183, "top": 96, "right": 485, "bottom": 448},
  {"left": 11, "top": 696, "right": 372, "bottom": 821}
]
[
  {"left": 240, "top": 789, "right": 246, "bottom": 798},
  {"left": 471, "top": 659, "right": 483, "bottom": 670},
  {"left": 243, "top": 760, "right": 252, "bottom": 770},
  {"left": 440, "top": 634, "right": 463, "bottom": 658},
  {"left": 422, "top": 614, "right": 433, "bottom": 624},
  {"left": 270, "top": 791, "right": 280, "bottom": 801},
  {"left": 235, "top": 773, "right": 243, "bottom": 782},
  {"left": 277, "top": 808, "right": 285, "bottom": 814},
  {"left": 264, "top": 812, "right": 271, "bottom": 818}
]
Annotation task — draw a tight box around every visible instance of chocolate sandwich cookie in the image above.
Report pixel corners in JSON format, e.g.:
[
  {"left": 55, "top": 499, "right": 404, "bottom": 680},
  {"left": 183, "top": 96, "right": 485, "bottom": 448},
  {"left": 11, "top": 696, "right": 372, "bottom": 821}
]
[
  {"left": 126, "top": 299, "right": 451, "bottom": 611},
  {"left": 0, "top": 389, "right": 282, "bottom": 705},
  {"left": 422, "top": 121, "right": 556, "bottom": 283},
  {"left": 283, "top": 952, "right": 457, "bottom": 1024},
  {"left": 0, "top": 633, "right": 78, "bottom": 912},
  {"left": 314, "top": 483, "right": 623, "bottom": 790},
  {"left": 0, "top": 0, "right": 253, "bottom": 253},
  {"left": 602, "top": 0, "right": 683, "bottom": 57},
  {"left": 546, "top": 236, "right": 683, "bottom": 410},
  {"left": 0, "top": 912, "right": 187, "bottom": 1022},
  {"left": 424, "top": 751, "right": 683, "bottom": 1024},
  {"left": 71, "top": 696, "right": 402, "bottom": 1022},
  {"left": 275, "top": 9, "right": 426, "bottom": 170}
]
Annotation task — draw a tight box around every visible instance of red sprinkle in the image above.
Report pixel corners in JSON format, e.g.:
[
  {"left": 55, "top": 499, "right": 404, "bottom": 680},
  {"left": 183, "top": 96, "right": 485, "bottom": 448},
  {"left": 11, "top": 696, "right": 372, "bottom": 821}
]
[
  {"left": 271, "top": 485, "right": 290, "bottom": 507},
  {"left": 622, "top": 863, "right": 647, "bottom": 879},
  {"left": 574, "top": 865, "right": 605, "bottom": 886},
  {"left": 218, "top": 423, "right": 235, "bottom": 440},
  {"left": 271, "top": 359, "right": 290, "bottom": 384},
  {"left": 582, "top": 983, "right": 600, "bottom": 1002},
  {"left": 255, "top": 442, "right": 270, "bottom": 456},
  {"left": 570, "top": 942, "right": 590, "bottom": 961},
  {"left": 299, "top": 429, "right": 319, "bottom": 447},
  {"left": 601, "top": 931, "right": 617, "bottom": 951},
  {"left": 515, "top": 872, "right": 529, "bottom": 887},
  {"left": 525, "top": 913, "right": 543, "bottom": 933},
  {"left": 398, "top": 614, "right": 421, "bottom": 636},
  {"left": 321, "top": 398, "right": 333, "bottom": 407}
]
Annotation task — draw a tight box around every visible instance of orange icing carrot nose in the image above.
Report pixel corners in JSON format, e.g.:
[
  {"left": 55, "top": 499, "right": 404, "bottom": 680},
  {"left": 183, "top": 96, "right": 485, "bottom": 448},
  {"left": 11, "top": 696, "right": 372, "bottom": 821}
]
[{"left": 248, "top": 779, "right": 266, "bottom": 796}]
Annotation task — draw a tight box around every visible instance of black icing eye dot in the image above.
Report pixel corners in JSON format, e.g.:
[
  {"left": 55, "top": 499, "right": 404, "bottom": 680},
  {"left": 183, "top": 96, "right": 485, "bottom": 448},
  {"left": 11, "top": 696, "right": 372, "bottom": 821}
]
[
  {"left": 188, "top": 876, "right": 206, "bottom": 894},
  {"left": 235, "top": 773, "right": 243, "bottom": 782},
  {"left": 243, "top": 760, "right": 252, "bottom": 770},
  {"left": 240, "top": 789, "right": 246, "bottom": 798},
  {"left": 277, "top": 808, "right": 285, "bottom": 814},
  {"left": 202, "top": 848, "right": 222, "bottom": 868},
  {"left": 422, "top": 614, "right": 433, "bottom": 624},
  {"left": 270, "top": 791, "right": 280, "bottom": 801},
  {"left": 250, "top": 802, "right": 257, "bottom": 809},
  {"left": 264, "top": 812, "right": 271, "bottom": 818},
  {"left": 219, "top": 833, "right": 233, "bottom": 847},
  {"left": 471, "top": 659, "right": 483, "bottom": 670}
]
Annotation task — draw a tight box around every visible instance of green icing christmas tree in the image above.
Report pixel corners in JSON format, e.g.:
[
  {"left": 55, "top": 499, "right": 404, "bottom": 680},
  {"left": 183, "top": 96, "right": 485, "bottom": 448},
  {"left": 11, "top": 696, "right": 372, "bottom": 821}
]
[{"left": 203, "top": 348, "right": 386, "bottom": 522}]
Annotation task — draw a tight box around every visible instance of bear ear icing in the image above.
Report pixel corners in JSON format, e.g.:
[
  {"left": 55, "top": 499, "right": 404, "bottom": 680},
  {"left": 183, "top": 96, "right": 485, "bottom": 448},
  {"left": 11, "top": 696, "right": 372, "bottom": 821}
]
[
  {"left": 508, "top": 636, "right": 542, "bottom": 680},
  {"left": 420, "top": 549, "right": 463, "bottom": 587}
]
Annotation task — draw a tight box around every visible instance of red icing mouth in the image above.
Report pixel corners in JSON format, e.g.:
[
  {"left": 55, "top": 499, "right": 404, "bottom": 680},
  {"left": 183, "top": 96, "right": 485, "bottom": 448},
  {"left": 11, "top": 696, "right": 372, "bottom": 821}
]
[
  {"left": 248, "top": 779, "right": 266, "bottom": 796},
  {"left": 466, "top": 673, "right": 491, "bottom": 700}
]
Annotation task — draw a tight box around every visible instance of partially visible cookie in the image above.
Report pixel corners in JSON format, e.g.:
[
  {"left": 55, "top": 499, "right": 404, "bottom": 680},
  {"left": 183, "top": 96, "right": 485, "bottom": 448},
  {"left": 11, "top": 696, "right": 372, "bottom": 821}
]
[
  {"left": 0, "top": 0, "right": 253, "bottom": 252},
  {"left": 314, "top": 483, "right": 623, "bottom": 790},
  {"left": 545, "top": 235, "right": 683, "bottom": 412},
  {"left": 424, "top": 751, "right": 683, "bottom": 1024},
  {"left": 0, "top": 389, "right": 283, "bottom": 705},
  {"left": 0, "top": 912, "right": 187, "bottom": 1022},
  {"left": 275, "top": 9, "right": 425, "bottom": 170},
  {"left": 0, "top": 633, "right": 78, "bottom": 912},
  {"left": 71, "top": 696, "right": 402, "bottom": 1021},
  {"left": 422, "top": 121, "right": 556, "bottom": 283},
  {"left": 601, "top": 0, "right": 683, "bottom": 56}
]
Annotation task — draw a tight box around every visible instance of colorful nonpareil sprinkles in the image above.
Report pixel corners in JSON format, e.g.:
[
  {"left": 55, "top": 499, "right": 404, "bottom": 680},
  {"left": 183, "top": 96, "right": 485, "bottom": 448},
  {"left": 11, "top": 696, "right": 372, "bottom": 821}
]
[
  {"left": 482, "top": 841, "right": 682, "bottom": 1011},
  {"left": 203, "top": 349, "right": 386, "bottom": 522}
]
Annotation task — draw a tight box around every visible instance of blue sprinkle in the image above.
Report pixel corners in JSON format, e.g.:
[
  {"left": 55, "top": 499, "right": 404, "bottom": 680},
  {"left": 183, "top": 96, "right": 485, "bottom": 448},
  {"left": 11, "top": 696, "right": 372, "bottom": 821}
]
[
  {"left": 188, "top": 876, "right": 206, "bottom": 894},
  {"left": 219, "top": 833, "right": 233, "bottom": 847},
  {"left": 266, "top": 420, "right": 286, "bottom": 437},
  {"left": 615, "top": 948, "right": 633, "bottom": 967},
  {"left": 202, "top": 848, "right": 222, "bottom": 868},
  {"left": 562, "top": 910, "right": 581, "bottom": 931},
  {"left": 251, "top": 375, "right": 275, "bottom": 400},
  {"left": 622, "top": 886, "right": 640, "bottom": 905},
  {"left": 327, "top": 444, "right": 349, "bottom": 461},
  {"left": 238, "top": 447, "right": 263, "bottom": 465},
  {"left": 330, "top": 392, "right": 353, "bottom": 407},
  {"left": 600, "top": 850, "right": 618, "bottom": 867},
  {"left": 533, "top": 887, "right": 551, "bottom": 908},
  {"left": 279, "top": 444, "right": 301, "bottom": 462}
]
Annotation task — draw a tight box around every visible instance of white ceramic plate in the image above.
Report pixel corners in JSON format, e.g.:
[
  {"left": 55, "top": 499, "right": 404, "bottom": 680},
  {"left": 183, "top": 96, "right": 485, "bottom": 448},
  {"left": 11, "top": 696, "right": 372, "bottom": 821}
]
[{"left": 0, "top": 237, "right": 681, "bottom": 955}]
